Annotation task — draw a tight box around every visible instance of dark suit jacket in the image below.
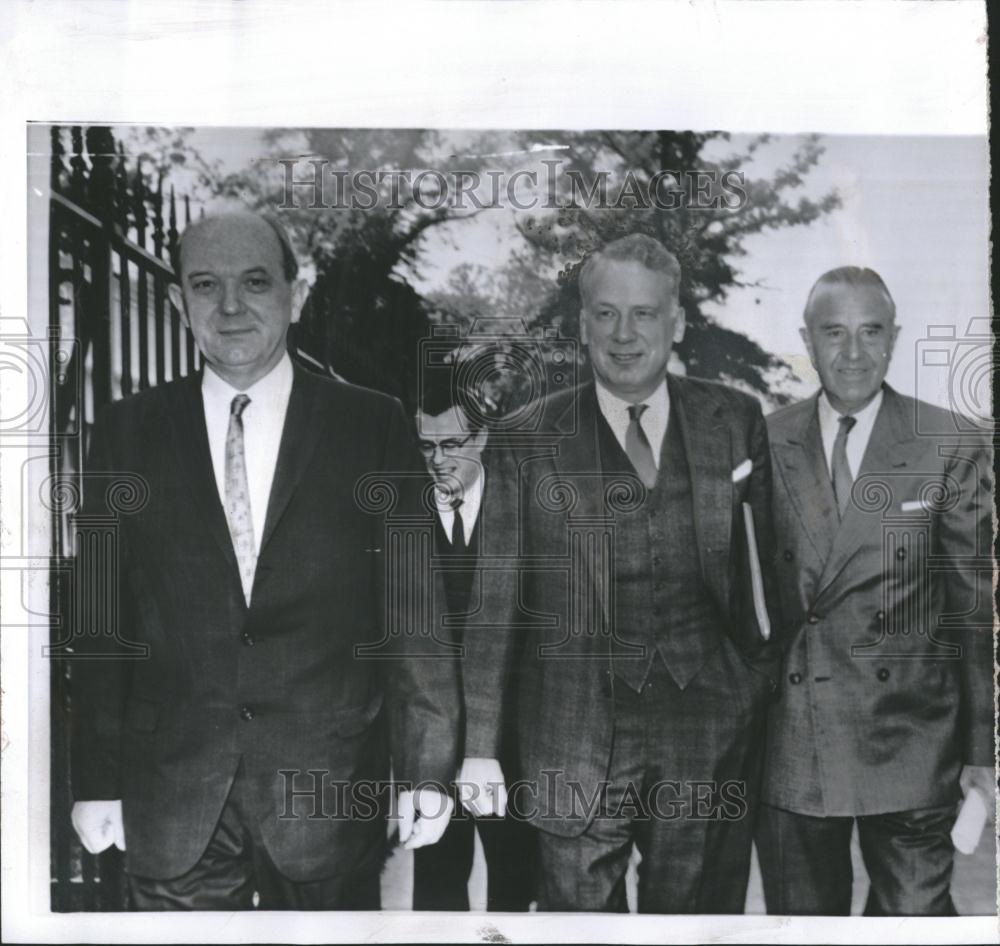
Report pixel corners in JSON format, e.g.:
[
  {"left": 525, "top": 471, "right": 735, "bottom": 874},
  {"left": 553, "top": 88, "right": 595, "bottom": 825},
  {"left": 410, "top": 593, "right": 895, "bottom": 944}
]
[
  {"left": 70, "top": 366, "right": 460, "bottom": 881},
  {"left": 764, "top": 385, "right": 994, "bottom": 816},
  {"left": 462, "top": 377, "right": 783, "bottom": 836}
]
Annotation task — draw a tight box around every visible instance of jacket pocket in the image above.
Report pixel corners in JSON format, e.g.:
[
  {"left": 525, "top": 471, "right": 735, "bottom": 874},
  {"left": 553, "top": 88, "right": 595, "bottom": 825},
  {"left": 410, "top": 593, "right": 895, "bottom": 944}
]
[{"left": 330, "top": 692, "right": 384, "bottom": 737}]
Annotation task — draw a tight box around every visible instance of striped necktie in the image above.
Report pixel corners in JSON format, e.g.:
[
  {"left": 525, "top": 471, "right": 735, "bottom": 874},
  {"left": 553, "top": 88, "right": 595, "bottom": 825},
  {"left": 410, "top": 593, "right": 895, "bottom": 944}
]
[
  {"left": 225, "top": 393, "right": 256, "bottom": 604},
  {"left": 831, "top": 414, "right": 857, "bottom": 519},
  {"left": 625, "top": 403, "right": 658, "bottom": 488}
]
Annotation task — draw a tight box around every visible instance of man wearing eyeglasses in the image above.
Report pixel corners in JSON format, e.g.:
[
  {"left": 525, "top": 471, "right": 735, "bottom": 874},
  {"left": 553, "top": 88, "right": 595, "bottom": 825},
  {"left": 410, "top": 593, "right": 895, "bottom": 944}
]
[{"left": 411, "top": 370, "right": 536, "bottom": 912}]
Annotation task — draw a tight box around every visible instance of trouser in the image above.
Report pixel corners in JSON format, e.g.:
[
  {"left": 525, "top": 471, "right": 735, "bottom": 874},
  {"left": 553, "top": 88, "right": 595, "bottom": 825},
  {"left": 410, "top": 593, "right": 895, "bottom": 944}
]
[
  {"left": 536, "top": 647, "right": 768, "bottom": 913},
  {"left": 127, "top": 760, "right": 380, "bottom": 911},
  {"left": 755, "top": 803, "right": 959, "bottom": 916},
  {"left": 413, "top": 803, "right": 537, "bottom": 911}
]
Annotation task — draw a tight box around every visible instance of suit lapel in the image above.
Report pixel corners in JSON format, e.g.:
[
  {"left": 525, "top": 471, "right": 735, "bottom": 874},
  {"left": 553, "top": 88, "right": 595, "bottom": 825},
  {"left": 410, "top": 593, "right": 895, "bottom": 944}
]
[
  {"left": 165, "top": 372, "right": 240, "bottom": 574},
  {"left": 771, "top": 394, "right": 838, "bottom": 565},
  {"left": 548, "top": 385, "right": 610, "bottom": 623},
  {"left": 668, "top": 375, "right": 733, "bottom": 605},
  {"left": 259, "top": 366, "right": 326, "bottom": 554},
  {"left": 813, "top": 386, "right": 915, "bottom": 599}
]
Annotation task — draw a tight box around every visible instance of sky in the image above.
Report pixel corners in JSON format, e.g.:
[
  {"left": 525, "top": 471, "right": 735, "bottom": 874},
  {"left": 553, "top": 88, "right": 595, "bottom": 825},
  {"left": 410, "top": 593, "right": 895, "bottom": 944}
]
[{"left": 166, "top": 126, "right": 991, "bottom": 414}]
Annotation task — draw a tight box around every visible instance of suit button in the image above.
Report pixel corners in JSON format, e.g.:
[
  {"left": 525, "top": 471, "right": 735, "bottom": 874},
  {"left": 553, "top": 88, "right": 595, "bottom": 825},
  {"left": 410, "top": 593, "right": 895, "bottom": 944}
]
[
  {"left": 789, "top": 672, "right": 802, "bottom": 685},
  {"left": 896, "top": 548, "right": 907, "bottom": 560},
  {"left": 807, "top": 614, "right": 820, "bottom": 625},
  {"left": 241, "top": 632, "right": 255, "bottom": 646},
  {"left": 876, "top": 668, "right": 890, "bottom": 682},
  {"left": 875, "top": 610, "right": 885, "bottom": 622},
  {"left": 783, "top": 550, "right": 794, "bottom": 561},
  {"left": 239, "top": 704, "right": 255, "bottom": 721}
]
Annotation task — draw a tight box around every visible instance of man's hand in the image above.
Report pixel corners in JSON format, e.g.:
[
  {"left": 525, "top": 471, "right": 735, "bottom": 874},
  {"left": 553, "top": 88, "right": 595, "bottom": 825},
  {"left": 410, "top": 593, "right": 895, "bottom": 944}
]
[
  {"left": 397, "top": 788, "right": 454, "bottom": 850},
  {"left": 457, "top": 757, "right": 507, "bottom": 817},
  {"left": 71, "top": 800, "right": 126, "bottom": 854},
  {"left": 960, "top": 765, "right": 997, "bottom": 822}
]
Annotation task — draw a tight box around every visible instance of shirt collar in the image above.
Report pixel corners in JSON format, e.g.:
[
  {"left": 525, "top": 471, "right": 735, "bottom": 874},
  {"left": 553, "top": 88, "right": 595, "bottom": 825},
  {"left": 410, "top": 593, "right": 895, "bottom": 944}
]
[
  {"left": 435, "top": 466, "right": 484, "bottom": 512},
  {"left": 202, "top": 352, "right": 294, "bottom": 410},
  {"left": 594, "top": 376, "right": 669, "bottom": 424},
  {"left": 817, "top": 386, "right": 883, "bottom": 428}
]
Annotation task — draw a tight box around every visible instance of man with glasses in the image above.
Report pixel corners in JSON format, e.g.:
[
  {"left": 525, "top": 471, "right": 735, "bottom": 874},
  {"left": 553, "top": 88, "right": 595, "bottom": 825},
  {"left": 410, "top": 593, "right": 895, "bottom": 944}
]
[{"left": 411, "top": 368, "right": 536, "bottom": 912}]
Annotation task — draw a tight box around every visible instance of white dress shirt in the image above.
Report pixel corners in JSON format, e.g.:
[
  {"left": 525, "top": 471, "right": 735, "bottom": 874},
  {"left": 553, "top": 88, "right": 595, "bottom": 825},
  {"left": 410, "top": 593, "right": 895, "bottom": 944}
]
[
  {"left": 202, "top": 353, "right": 294, "bottom": 555},
  {"left": 594, "top": 377, "right": 670, "bottom": 468},
  {"left": 817, "top": 388, "right": 883, "bottom": 480},
  {"left": 435, "top": 468, "right": 485, "bottom": 546}
]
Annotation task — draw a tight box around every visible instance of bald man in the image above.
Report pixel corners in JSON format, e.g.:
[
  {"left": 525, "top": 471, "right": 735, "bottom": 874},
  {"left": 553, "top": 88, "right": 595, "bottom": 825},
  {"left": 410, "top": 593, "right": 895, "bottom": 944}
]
[
  {"left": 69, "top": 210, "right": 459, "bottom": 909},
  {"left": 757, "top": 267, "right": 994, "bottom": 915}
]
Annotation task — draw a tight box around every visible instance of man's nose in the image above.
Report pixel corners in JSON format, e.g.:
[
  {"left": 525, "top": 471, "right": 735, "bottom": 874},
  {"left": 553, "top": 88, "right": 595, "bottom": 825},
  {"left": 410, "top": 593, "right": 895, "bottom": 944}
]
[
  {"left": 220, "top": 279, "right": 244, "bottom": 315},
  {"left": 611, "top": 313, "right": 635, "bottom": 342},
  {"left": 844, "top": 332, "right": 863, "bottom": 359}
]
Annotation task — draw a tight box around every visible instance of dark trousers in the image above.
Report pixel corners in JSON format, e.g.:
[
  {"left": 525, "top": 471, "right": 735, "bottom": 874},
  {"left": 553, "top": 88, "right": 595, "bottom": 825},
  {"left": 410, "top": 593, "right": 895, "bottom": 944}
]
[
  {"left": 536, "top": 647, "right": 767, "bottom": 913},
  {"left": 413, "top": 805, "right": 536, "bottom": 911},
  {"left": 127, "top": 760, "right": 379, "bottom": 911},
  {"left": 756, "top": 803, "right": 959, "bottom": 916}
]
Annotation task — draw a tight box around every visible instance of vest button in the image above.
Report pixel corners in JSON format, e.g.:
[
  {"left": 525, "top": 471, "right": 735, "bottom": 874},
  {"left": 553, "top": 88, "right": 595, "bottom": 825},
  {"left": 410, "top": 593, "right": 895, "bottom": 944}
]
[
  {"left": 239, "top": 704, "right": 255, "bottom": 721},
  {"left": 807, "top": 613, "right": 820, "bottom": 625},
  {"left": 783, "top": 550, "right": 794, "bottom": 561},
  {"left": 875, "top": 610, "right": 885, "bottom": 622},
  {"left": 241, "top": 632, "right": 255, "bottom": 646},
  {"left": 788, "top": 672, "right": 802, "bottom": 685},
  {"left": 877, "top": 668, "right": 890, "bottom": 682},
  {"left": 896, "top": 548, "right": 907, "bottom": 560}
]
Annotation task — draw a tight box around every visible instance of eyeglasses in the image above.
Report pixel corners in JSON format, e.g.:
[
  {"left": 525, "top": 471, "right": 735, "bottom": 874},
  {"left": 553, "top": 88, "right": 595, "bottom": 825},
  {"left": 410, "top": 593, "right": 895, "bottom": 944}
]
[{"left": 418, "top": 433, "right": 476, "bottom": 457}]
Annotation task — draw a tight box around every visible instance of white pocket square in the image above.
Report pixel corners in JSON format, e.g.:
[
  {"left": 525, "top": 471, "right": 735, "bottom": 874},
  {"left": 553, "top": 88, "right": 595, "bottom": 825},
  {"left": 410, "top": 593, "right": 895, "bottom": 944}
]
[
  {"left": 732, "top": 459, "right": 752, "bottom": 483},
  {"left": 900, "top": 499, "right": 931, "bottom": 512}
]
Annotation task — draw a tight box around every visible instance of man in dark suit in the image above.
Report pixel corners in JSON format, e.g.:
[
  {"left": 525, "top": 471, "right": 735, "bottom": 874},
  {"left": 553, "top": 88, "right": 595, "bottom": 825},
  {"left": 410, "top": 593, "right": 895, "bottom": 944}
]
[
  {"left": 410, "top": 373, "right": 536, "bottom": 911},
  {"left": 69, "top": 209, "right": 459, "bottom": 910},
  {"left": 757, "top": 266, "right": 995, "bottom": 915},
  {"left": 459, "top": 234, "right": 783, "bottom": 913}
]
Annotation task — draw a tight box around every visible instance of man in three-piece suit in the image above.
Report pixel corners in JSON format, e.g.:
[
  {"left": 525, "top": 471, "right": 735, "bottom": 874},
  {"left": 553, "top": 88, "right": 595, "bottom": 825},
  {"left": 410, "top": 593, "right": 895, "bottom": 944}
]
[
  {"left": 69, "top": 210, "right": 459, "bottom": 910},
  {"left": 411, "top": 376, "right": 536, "bottom": 911},
  {"left": 460, "top": 234, "right": 783, "bottom": 913},
  {"left": 756, "top": 266, "right": 995, "bottom": 915}
]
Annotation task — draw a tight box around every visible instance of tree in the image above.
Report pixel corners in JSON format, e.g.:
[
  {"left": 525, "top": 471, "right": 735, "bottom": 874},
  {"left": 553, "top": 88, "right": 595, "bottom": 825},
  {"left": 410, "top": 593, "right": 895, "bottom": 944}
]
[{"left": 507, "top": 131, "right": 840, "bottom": 405}]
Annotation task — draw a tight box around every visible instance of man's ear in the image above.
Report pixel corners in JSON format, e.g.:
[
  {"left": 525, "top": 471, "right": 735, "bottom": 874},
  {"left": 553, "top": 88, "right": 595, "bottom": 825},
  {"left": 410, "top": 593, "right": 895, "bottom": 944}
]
[
  {"left": 579, "top": 308, "right": 589, "bottom": 346},
  {"left": 799, "top": 326, "right": 817, "bottom": 368},
  {"left": 167, "top": 283, "right": 188, "bottom": 327},
  {"left": 290, "top": 278, "right": 309, "bottom": 325},
  {"left": 672, "top": 305, "right": 686, "bottom": 344}
]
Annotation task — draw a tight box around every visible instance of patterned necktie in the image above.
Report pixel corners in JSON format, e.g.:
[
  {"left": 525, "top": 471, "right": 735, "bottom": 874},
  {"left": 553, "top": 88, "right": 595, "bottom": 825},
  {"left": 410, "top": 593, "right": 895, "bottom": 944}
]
[
  {"left": 831, "top": 414, "right": 857, "bottom": 519},
  {"left": 625, "top": 403, "right": 658, "bottom": 488},
  {"left": 450, "top": 498, "right": 466, "bottom": 553},
  {"left": 225, "top": 393, "right": 256, "bottom": 604}
]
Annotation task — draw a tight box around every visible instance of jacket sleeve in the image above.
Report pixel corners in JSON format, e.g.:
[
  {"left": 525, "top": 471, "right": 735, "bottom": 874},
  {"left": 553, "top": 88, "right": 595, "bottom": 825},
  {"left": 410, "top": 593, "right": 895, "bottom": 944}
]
[
  {"left": 378, "top": 399, "right": 462, "bottom": 789},
  {"left": 937, "top": 436, "right": 995, "bottom": 767},
  {"left": 736, "top": 397, "right": 785, "bottom": 689},
  {"left": 69, "top": 410, "right": 134, "bottom": 801},
  {"left": 460, "top": 445, "right": 521, "bottom": 760}
]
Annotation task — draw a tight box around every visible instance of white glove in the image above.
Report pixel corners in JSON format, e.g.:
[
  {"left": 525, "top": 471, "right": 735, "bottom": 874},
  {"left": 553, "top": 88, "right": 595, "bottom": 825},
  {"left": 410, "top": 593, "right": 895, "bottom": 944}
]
[{"left": 71, "top": 800, "right": 126, "bottom": 854}]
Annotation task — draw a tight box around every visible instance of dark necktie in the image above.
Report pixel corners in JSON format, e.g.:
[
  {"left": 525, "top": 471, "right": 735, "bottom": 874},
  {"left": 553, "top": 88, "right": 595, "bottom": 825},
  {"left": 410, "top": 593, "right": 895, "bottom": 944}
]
[
  {"left": 831, "top": 414, "right": 857, "bottom": 519},
  {"left": 225, "top": 393, "right": 256, "bottom": 604},
  {"left": 625, "top": 403, "right": 658, "bottom": 488},
  {"left": 450, "top": 498, "right": 466, "bottom": 552}
]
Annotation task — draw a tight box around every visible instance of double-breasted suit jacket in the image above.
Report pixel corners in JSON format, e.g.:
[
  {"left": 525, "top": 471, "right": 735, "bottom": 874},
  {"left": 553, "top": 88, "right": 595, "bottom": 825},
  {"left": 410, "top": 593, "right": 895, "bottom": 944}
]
[
  {"left": 764, "top": 385, "right": 994, "bottom": 816},
  {"left": 70, "top": 366, "right": 460, "bottom": 882},
  {"left": 463, "top": 376, "right": 784, "bottom": 836}
]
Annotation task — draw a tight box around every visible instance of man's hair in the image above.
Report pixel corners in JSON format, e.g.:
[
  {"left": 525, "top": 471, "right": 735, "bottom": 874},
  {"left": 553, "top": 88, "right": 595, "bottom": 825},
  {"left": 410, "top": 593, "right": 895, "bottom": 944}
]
[
  {"left": 579, "top": 233, "right": 682, "bottom": 308},
  {"left": 171, "top": 208, "right": 299, "bottom": 283},
  {"left": 416, "top": 355, "right": 485, "bottom": 431},
  {"left": 804, "top": 266, "right": 896, "bottom": 322}
]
